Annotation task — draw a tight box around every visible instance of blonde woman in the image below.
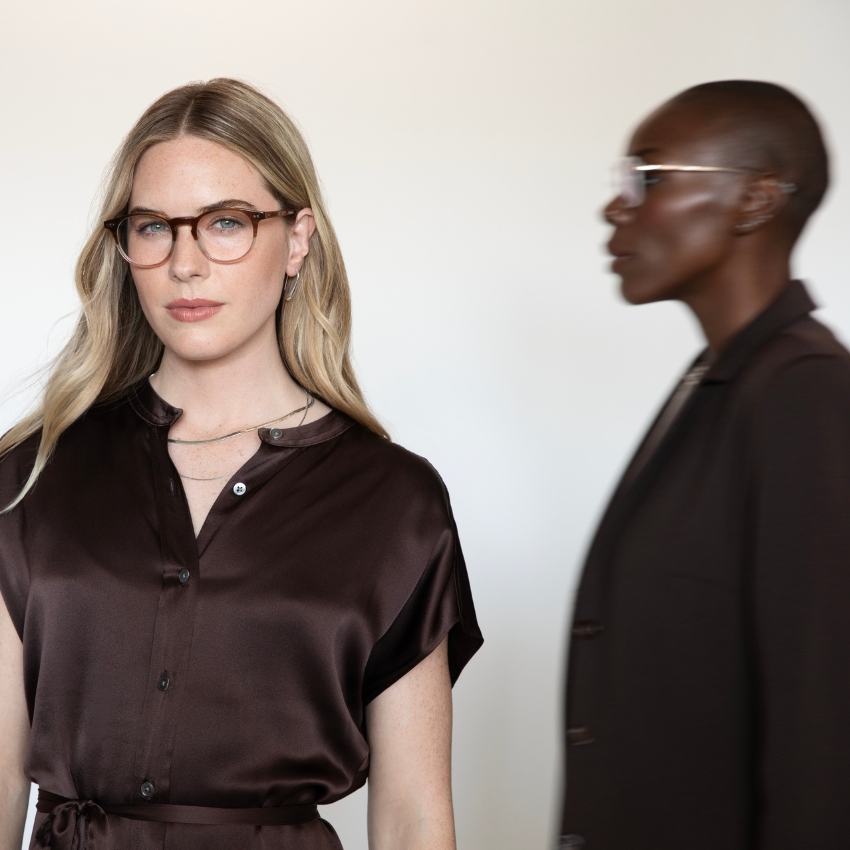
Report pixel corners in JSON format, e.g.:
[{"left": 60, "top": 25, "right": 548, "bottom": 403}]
[{"left": 0, "top": 79, "right": 482, "bottom": 850}]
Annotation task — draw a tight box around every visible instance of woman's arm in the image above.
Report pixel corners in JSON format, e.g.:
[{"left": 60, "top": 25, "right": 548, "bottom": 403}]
[
  {"left": 365, "top": 636, "right": 456, "bottom": 850},
  {"left": 751, "top": 356, "right": 850, "bottom": 845},
  {"left": 0, "top": 597, "right": 29, "bottom": 850}
]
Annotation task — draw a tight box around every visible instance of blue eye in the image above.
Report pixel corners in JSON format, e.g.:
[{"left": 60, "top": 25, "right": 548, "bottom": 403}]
[
  {"left": 212, "top": 217, "right": 243, "bottom": 231},
  {"left": 135, "top": 219, "right": 170, "bottom": 235}
]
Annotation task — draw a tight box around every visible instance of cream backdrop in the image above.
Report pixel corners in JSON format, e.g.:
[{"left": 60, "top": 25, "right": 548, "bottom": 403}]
[{"left": 2, "top": 1, "right": 849, "bottom": 848}]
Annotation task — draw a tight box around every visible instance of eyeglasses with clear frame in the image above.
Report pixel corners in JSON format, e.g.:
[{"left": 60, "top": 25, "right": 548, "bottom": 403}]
[
  {"left": 612, "top": 155, "right": 797, "bottom": 208},
  {"left": 103, "top": 207, "right": 296, "bottom": 268}
]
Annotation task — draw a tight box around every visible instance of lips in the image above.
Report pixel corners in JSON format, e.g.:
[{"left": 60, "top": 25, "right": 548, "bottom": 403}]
[
  {"left": 607, "top": 238, "right": 636, "bottom": 272},
  {"left": 165, "top": 298, "right": 224, "bottom": 323}
]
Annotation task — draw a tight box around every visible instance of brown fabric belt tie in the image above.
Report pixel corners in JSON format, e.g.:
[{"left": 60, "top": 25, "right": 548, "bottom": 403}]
[{"left": 36, "top": 789, "right": 320, "bottom": 849}]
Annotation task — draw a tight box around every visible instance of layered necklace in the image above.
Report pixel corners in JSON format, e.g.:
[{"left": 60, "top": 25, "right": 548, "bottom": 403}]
[{"left": 172, "top": 389, "right": 314, "bottom": 482}]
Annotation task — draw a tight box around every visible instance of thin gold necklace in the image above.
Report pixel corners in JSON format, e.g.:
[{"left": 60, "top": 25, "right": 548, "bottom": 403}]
[
  {"left": 169, "top": 390, "right": 314, "bottom": 446},
  {"left": 175, "top": 391, "right": 314, "bottom": 482}
]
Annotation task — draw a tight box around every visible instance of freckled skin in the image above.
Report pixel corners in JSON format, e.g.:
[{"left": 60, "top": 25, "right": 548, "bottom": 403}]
[
  {"left": 129, "top": 136, "right": 293, "bottom": 365},
  {"left": 129, "top": 136, "right": 326, "bottom": 537}
]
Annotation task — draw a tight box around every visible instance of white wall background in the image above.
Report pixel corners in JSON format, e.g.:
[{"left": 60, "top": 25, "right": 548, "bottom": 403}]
[{"left": 3, "top": 1, "right": 849, "bottom": 848}]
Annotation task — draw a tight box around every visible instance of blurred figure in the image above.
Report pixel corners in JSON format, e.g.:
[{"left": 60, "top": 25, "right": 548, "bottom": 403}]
[{"left": 560, "top": 81, "right": 850, "bottom": 850}]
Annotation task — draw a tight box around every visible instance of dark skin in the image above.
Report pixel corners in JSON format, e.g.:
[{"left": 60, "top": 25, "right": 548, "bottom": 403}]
[{"left": 605, "top": 102, "right": 797, "bottom": 354}]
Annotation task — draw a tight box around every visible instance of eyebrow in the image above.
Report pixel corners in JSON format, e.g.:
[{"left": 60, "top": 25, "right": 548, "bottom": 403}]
[{"left": 127, "top": 199, "right": 260, "bottom": 216}]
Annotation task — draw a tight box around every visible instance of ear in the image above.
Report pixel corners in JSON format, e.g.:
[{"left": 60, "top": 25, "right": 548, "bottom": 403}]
[
  {"left": 286, "top": 208, "right": 317, "bottom": 276},
  {"left": 734, "top": 175, "right": 794, "bottom": 234}
]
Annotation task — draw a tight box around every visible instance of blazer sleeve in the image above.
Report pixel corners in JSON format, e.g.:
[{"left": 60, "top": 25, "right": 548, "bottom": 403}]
[{"left": 750, "top": 354, "right": 850, "bottom": 849}]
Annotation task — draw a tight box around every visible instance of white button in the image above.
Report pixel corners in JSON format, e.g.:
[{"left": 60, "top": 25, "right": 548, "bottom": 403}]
[{"left": 233, "top": 482, "right": 247, "bottom": 496}]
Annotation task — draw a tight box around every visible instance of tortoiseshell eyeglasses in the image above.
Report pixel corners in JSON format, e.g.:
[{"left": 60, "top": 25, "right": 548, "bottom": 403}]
[{"left": 103, "top": 208, "right": 296, "bottom": 268}]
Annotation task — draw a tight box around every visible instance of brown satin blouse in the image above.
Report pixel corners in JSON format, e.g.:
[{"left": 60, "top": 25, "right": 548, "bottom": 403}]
[{"left": 0, "top": 382, "right": 483, "bottom": 850}]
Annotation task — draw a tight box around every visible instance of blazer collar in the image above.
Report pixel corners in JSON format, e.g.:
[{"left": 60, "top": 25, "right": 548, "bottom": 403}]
[{"left": 703, "top": 280, "right": 816, "bottom": 383}]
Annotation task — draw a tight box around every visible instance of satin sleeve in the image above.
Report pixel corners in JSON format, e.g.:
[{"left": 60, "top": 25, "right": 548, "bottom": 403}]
[
  {"left": 362, "top": 518, "right": 483, "bottom": 705},
  {"left": 0, "top": 438, "right": 36, "bottom": 639}
]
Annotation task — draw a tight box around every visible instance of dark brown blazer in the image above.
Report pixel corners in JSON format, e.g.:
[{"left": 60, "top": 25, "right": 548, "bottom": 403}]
[{"left": 561, "top": 281, "right": 850, "bottom": 850}]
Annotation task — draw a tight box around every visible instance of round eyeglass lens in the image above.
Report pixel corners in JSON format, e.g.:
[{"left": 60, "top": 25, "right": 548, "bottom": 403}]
[
  {"left": 196, "top": 209, "right": 256, "bottom": 262},
  {"left": 118, "top": 215, "right": 174, "bottom": 267},
  {"left": 612, "top": 156, "right": 644, "bottom": 208}
]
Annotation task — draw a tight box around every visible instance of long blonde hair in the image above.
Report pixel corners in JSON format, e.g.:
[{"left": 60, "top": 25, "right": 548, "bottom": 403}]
[{"left": 1, "top": 78, "right": 387, "bottom": 510}]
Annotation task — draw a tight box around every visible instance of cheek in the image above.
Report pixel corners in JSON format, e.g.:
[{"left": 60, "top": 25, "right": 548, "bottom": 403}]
[
  {"left": 622, "top": 195, "right": 732, "bottom": 300},
  {"left": 241, "top": 251, "right": 287, "bottom": 313},
  {"left": 130, "top": 270, "right": 166, "bottom": 323}
]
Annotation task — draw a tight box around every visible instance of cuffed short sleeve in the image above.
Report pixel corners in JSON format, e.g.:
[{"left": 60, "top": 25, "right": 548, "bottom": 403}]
[
  {"left": 362, "top": 519, "right": 483, "bottom": 705},
  {"left": 0, "top": 438, "right": 36, "bottom": 639}
]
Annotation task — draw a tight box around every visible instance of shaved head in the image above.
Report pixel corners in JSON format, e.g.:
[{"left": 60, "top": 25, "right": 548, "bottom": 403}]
[{"left": 657, "top": 80, "right": 829, "bottom": 239}]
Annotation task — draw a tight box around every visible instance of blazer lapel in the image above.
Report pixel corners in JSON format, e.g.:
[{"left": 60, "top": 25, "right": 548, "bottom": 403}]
[{"left": 579, "top": 280, "right": 817, "bottom": 591}]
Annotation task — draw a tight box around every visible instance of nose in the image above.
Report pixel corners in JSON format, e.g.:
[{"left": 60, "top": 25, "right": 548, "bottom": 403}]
[
  {"left": 602, "top": 193, "right": 632, "bottom": 226},
  {"left": 169, "top": 223, "right": 208, "bottom": 281}
]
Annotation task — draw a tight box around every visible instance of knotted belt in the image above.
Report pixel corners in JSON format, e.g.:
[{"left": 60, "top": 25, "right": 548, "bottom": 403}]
[{"left": 35, "top": 789, "right": 320, "bottom": 850}]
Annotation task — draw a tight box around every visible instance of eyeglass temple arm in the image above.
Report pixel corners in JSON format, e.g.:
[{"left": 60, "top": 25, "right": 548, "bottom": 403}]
[
  {"left": 633, "top": 164, "right": 797, "bottom": 193},
  {"left": 634, "top": 164, "right": 752, "bottom": 174}
]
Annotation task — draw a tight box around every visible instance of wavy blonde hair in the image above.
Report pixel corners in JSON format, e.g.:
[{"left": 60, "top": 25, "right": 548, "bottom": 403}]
[{"left": 1, "top": 78, "right": 387, "bottom": 510}]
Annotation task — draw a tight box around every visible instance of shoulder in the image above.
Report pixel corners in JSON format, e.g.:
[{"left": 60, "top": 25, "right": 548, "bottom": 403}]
[
  {"left": 0, "top": 431, "right": 40, "bottom": 500},
  {"left": 0, "top": 396, "right": 137, "bottom": 502},
  {"left": 741, "top": 315, "right": 850, "bottom": 401},
  {"left": 752, "top": 314, "right": 850, "bottom": 372},
  {"left": 738, "top": 318, "right": 850, "bottom": 447},
  {"left": 318, "top": 420, "right": 457, "bottom": 535},
  {"left": 333, "top": 422, "right": 451, "bottom": 510}
]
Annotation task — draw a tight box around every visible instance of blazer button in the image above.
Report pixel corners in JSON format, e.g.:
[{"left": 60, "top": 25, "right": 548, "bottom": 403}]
[
  {"left": 270, "top": 428, "right": 283, "bottom": 439},
  {"left": 178, "top": 569, "right": 190, "bottom": 585},
  {"left": 567, "top": 725, "right": 596, "bottom": 745},
  {"left": 157, "top": 673, "right": 170, "bottom": 691},
  {"left": 140, "top": 781, "right": 155, "bottom": 798},
  {"left": 572, "top": 620, "right": 603, "bottom": 639}
]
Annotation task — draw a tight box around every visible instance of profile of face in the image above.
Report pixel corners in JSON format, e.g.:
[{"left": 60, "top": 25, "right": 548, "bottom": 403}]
[
  {"left": 128, "top": 136, "right": 314, "bottom": 363},
  {"left": 604, "top": 106, "right": 754, "bottom": 305}
]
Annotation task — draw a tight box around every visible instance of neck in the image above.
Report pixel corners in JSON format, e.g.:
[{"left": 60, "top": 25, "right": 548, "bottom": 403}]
[
  {"left": 681, "top": 242, "right": 793, "bottom": 354},
  {"left": 151, "top": 324, "right": 306, "bottom": 437}
]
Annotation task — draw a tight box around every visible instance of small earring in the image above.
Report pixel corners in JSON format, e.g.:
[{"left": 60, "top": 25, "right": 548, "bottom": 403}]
[
  {"left": 285, "top": 271, "right": 300, "bottom": 301},
  {"left": 737, "top": 215, "right": 772, "bottom": 231}
]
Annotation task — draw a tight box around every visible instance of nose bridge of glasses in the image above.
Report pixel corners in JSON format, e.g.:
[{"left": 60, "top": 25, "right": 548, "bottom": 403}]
[
  {"left": 167, "top": 216, "right": 203, "bottom": 241},
  {"left": 167, "top": 217, "right": 209, "bottom": 268}
]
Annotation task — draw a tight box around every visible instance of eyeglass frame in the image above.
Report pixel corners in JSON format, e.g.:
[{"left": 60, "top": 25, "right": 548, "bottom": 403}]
[
  {"left": 614, "top": 155, "right": 797, "bottom": 208},
  {"left": 103, "top": 207, "right": 297, "bottom": 269}
]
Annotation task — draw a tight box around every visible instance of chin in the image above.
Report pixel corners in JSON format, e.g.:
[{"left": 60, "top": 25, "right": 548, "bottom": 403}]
[
  {"left": 620, "top": 276, "right": 664, "bottom": 306},
  {"left": 156, "top": 328, "right": 238, "bottom": 363}
]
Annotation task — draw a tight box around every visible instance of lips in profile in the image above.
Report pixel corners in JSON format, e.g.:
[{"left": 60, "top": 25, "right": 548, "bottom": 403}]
[
  {"left": 166, "top": 298, "right": 224, "bottom": 323},
  {"left": 607, "top": 237, "right": 636, "bottom": 272}
]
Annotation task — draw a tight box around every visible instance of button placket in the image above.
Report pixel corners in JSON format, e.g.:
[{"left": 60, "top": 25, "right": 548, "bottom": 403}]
[{"left": 131, "top": 425, "right": 202, "bottom": 804}]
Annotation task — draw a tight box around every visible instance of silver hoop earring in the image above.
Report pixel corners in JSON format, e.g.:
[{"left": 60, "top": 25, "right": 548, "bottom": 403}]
[{"left": 285, "top": 271, "right": 300, "bottom": 302}]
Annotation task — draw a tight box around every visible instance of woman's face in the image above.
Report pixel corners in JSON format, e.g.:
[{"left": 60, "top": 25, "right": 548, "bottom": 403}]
[
  {"left": 128, "top": 136, "right": 312, "bottom": 363},
  {"left": 604, "top": 106, "right": 746, "bottom": 305}
]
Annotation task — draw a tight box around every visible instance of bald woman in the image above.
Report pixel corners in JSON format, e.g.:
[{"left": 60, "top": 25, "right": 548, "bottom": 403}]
[{"left": 561, "top": 81, "right": 850, "bottom": 850}]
